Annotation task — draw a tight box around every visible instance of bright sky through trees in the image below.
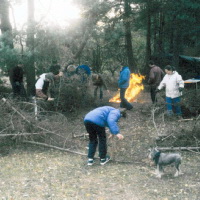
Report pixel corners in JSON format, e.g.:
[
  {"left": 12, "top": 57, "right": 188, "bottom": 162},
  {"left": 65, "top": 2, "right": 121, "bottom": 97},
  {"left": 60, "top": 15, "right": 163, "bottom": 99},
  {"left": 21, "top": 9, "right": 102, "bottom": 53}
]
[{"left": 10, "top": 0, "right": 81, "bottom": 29}]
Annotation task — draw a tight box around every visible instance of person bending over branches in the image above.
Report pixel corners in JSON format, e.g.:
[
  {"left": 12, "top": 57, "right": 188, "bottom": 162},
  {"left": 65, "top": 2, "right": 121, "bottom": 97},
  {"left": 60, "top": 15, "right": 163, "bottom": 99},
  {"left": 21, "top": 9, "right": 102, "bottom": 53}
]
[{"left": 84, "top": 106, "right": 126, "bottom": 166}]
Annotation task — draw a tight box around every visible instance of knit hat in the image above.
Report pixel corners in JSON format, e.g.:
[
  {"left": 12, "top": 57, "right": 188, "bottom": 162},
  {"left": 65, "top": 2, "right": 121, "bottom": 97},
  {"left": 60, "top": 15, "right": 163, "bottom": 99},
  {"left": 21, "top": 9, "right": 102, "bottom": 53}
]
[{"left": 45, "top": 72, "right": 54, "bottom": 82}]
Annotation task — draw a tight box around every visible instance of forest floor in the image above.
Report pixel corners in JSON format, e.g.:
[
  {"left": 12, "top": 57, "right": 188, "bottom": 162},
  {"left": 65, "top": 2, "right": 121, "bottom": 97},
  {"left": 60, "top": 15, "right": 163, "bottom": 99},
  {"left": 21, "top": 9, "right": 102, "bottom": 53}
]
[{"left": 0, "top": 90, "right": 200, "bottom": 200}]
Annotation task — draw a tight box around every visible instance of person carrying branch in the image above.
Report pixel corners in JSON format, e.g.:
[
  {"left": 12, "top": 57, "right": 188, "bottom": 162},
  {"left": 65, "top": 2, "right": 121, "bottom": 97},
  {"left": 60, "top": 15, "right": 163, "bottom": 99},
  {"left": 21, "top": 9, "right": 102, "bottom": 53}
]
[
  {"left": 84, "top": 106, "right": 126, "bottom": 166},
  {"left": 148, "top": 60, "right": 164, "bottom": 104},
  {"left": 9, "top": 61, "right": 27, "bottom": 99},
  {"left": 35, "top": 72, "right": 63, "bottom": 100}
]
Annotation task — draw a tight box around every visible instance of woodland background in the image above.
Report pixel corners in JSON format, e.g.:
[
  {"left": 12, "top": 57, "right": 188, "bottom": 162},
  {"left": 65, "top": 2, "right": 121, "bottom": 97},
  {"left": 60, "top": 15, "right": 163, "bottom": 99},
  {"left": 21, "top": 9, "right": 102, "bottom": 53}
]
[
  {"left": 0, "top": 1, "right": 200, "bottom": 199},
  {"left": 0, "top": 0, "right": 200, "bottom": 95}
]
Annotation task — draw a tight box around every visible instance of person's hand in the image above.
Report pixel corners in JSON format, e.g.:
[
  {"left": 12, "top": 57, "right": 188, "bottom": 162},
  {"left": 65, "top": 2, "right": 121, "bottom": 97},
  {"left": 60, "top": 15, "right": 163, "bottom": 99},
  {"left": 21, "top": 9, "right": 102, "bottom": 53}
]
[
  {"left": 58, "top": 71, "right": 63, "bottom": 77},
  {"left": 116, "top": 134, "right": 124, "bottom": 140},
  {"left": 179, "top": 87, "right": 184, "bottom": 92},
  {"left": 47, "top": 97, "right": 54, "bottom": 101},
  {"left": 108, "top": 134, "right": 113, "bottom": 139}
]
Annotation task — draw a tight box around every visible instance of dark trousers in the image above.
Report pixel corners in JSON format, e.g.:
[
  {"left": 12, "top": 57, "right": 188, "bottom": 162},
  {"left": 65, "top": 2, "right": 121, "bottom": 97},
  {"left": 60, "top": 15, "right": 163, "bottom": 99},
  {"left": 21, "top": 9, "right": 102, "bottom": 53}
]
[
  {"left": 150, "top": 86, "right": 157, "bottom": 103},
  {"left": 84, "top": 121, "right": 107, "bottom": 159},
  {"left": 11, "top": 82, "right": 27, "bottom": 99},
  {"left": 94, "top": 86, "right": 103, "bottom": 99},
  {"left": 120, "top": 88, "right": 133, "bottom": 110}
]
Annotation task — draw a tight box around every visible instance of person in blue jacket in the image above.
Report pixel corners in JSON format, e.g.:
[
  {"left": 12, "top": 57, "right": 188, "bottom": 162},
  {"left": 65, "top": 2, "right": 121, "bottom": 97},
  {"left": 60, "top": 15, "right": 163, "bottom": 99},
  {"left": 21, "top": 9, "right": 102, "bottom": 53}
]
[
  {"left": 84, "top": 106, "right": 126, "bottom": 166},
  {"left": 118, "top": 66, "right": 133, "bottom": 110}
]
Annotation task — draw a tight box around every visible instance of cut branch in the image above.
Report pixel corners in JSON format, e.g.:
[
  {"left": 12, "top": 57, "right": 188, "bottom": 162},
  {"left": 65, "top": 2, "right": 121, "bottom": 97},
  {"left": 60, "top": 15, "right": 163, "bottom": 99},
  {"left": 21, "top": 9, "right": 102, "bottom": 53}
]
[
  {"left": 157, "top": 147, "right": 200, "bottom": 151},
  {"left": 24, "top": 141, "right": 87, "bottom": 156},
  {"left": 0, "top": 133, "right": 45, "bottom": 137}
]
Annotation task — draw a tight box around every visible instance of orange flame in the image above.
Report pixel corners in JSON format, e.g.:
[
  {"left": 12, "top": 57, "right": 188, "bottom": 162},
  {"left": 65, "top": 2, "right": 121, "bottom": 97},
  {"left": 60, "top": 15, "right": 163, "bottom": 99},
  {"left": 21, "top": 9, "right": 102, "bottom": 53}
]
[{"left": 109, "top": 73, "right": 145, "bottom": 103}]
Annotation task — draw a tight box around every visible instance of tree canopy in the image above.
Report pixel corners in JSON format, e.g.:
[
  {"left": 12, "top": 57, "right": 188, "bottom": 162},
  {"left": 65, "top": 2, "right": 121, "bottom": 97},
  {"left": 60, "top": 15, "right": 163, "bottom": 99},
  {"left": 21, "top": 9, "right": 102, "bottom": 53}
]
[{"left": 0, "top": 0, "right": 200, "bottom": 93}]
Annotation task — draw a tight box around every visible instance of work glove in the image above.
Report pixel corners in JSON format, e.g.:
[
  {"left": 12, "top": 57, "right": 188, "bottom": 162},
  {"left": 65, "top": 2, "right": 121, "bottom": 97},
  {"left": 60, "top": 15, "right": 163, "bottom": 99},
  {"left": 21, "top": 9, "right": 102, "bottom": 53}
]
[{"left": 179, "top": 87, "right": 184, "bottom": 92}]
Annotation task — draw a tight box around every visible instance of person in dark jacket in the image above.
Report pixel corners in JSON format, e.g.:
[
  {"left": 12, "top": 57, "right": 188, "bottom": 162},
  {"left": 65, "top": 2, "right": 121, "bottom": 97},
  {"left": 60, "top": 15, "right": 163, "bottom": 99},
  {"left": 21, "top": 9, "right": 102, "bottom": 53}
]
[
  {"left": 148, "top": 61, "right": 164, "bottom": 103},
  {"left": 84, "top": 106, "right": 126, "bottom": 166},
  {"left": 92, "top": 73, "right": 109, "bottom": 100},
  {"left": 118, "top": 66, "right": 133, "bottom": 110},
  {"left": 9, "top": 62, "right": 27, "bottom": 99}
]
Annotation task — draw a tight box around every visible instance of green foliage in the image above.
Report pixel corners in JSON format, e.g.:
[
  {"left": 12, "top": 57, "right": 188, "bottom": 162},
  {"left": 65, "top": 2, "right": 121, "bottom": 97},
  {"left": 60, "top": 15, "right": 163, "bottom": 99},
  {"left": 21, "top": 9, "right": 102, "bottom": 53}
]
[{"left": 0, "top": 44, "right": 19, "bottom": 73}]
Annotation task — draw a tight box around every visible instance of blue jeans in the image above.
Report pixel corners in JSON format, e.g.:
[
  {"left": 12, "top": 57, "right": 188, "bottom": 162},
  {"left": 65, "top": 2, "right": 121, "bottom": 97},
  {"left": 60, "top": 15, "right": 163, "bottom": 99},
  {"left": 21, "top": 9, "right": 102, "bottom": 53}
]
[
  {"left": 84, "top": 121, "right": 107, "bottom": 159},
  {"left": 166, "top": 97, "right": 182, "bottom": 116}
]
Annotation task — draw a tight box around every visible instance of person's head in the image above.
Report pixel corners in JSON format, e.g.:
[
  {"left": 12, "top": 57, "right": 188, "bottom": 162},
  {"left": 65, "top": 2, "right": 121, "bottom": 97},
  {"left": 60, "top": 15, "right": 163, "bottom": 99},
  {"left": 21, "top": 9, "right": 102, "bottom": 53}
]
[
  {"left": 67, "top": 65, "right": 77, "bottom": 73},
  {"left": 92, "top": 73, "right": 98, "bottom": 80},
  {"left": 164, "top": 65, "right": 175, "bottom": 75},
  {"left": 149, "top": 60, "right": 155, "bottom": 67},
  {"left": 17, "top": 60, "right": 23, "bottom": 67},
  {"left": 45, "top": 72, "right": 55, "bottom": 82},
  {"left": 119, "top": 108, "right": 127, "bottom": 118}
]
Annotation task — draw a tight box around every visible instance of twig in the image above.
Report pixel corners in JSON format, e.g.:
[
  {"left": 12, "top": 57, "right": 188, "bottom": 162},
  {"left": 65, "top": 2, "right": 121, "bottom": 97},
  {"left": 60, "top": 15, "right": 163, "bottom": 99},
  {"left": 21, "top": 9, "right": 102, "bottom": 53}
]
[
  {"left": 2, "top": 98, "right": 66, "bottom": 139},
  {"left": 187, "top": 149, "right": 200, "bottom": 154},
  {"left": 151, "top": 106, "right": 160, "bottom": 136}
]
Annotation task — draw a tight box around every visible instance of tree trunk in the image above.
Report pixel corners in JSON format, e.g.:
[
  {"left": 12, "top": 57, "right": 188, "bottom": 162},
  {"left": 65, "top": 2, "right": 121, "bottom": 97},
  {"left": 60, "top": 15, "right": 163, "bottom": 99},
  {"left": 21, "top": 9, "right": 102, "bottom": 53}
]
[
  {"left": 26, "top": 0, "right": 36, "bottom": 97},
  {"left": 0, "top": 0, "right": 13, "bottom": 48},
  {"left": 145, "top": 0, "right": 152, "bottom": 74},
  {"left": 123, "top": 0, "right": 136, "bottom": 72}
]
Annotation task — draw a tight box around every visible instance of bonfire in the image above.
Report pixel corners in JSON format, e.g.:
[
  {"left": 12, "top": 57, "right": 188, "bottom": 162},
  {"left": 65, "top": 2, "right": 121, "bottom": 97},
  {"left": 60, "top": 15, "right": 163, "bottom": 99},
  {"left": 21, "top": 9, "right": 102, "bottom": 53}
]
[{"left": 109, "top": 73, "right": 145, "bottom": 103}]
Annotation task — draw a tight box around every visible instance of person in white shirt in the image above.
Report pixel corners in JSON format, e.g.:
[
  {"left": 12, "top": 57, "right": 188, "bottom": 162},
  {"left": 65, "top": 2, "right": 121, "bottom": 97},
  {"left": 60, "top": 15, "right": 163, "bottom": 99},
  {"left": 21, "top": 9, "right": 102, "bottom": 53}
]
[
  {"left": 157, "top": 65, "right": 184, "bottom": 117},
  {"left": 35, "top": 72, "right": 62, "bottom": 100}
]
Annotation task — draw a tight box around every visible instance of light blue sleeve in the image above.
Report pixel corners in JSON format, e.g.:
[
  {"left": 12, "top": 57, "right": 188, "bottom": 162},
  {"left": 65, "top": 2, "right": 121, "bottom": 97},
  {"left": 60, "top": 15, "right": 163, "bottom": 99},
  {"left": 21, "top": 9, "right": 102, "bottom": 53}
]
[{"left": 107, "top": 110, "right": 120, "bottom": 134}]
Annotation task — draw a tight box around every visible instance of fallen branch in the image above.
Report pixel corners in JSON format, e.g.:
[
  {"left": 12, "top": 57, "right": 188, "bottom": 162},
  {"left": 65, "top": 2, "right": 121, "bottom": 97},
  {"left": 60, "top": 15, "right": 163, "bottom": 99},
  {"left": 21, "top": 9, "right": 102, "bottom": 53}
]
[
  {"left": 2, "top": 98, "right": 66, "bottom": 139},
  {"left": 24, "top": 141, "right": 138, "bottom": 164},
  {"left": 157, "top": 147, "right": 200, "bottom": 151},
  {"left": 24, "top": 140, "right": 87, "bottom": 156},
  {"left": 2, "top": 98, "right": 30, "bottom": 123},
  {"left": 0, "top": 132, "right": 46, "bottom": 137}
]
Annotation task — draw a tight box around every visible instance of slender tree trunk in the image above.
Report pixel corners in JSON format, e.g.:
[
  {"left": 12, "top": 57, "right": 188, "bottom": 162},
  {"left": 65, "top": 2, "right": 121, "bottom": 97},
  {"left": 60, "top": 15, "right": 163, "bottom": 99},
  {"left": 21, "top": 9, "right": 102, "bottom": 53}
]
[
  {"left": 145, "top": 0, "right": 152, "bottom": 74},
  {"left": 152, "top": 14, "right": 158, "bottom": 55},
  {"left": 26, "top": 0, "right": 36, "bottom": 97},
  {"left": 123, "top": 0, "right": 136, "bottom": 72},
  {"left": 0, "top": 0, "right": 13, "bottom": 48},
  {"left": 173, "top": 27, "right": 181, "bottom": 72}
]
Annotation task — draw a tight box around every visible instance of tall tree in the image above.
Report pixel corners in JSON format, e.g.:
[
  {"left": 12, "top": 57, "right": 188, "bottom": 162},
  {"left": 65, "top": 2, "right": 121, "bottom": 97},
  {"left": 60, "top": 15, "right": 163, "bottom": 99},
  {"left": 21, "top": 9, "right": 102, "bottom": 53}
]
[
  {"left": 0, "top": 0, "right": 13, "bottom": 48},
  {"left": 123, "top": 0, "right": 136, "bottom": 72},
  {"left": 26, "top": 0, "right": 35, "bottom": 96}
]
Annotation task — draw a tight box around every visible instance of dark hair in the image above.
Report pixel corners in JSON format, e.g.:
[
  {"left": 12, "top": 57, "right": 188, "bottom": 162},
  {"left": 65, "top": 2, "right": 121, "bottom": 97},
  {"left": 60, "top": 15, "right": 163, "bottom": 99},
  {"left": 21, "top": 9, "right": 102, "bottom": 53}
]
[
  {"left": 119, "top": 108, "right": 127, "bottom": 118},
  {"left": 149, "top": 60, "right": 154, "bottom": 65},
  {"left": 165, "top": 65, "right": 175, "bottom": 71}
]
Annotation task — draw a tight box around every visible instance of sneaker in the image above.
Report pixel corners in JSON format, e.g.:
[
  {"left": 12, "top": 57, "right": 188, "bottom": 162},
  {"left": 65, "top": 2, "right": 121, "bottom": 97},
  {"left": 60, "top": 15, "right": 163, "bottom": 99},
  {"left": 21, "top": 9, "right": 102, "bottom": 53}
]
[
  {"left": 100, "top": 156, "right": 111, "bottom": 166},
  {"left": 87, "top": 158, "right": 94, "bottom": 166}
]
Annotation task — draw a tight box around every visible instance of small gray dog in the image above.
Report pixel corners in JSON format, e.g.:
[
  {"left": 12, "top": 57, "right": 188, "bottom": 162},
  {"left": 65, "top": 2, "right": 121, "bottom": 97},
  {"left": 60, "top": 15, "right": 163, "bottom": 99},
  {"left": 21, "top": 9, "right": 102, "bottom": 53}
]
[{"left": 148, "top": 148, "right": 182, "bottom": 178}]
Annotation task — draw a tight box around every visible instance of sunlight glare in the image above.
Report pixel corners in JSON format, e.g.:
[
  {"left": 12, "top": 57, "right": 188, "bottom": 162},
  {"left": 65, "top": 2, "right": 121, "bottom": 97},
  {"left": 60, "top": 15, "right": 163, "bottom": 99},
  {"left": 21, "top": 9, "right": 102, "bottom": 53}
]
[{"left": 10, "top": 0, "right": 81, "bottom": 29}]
